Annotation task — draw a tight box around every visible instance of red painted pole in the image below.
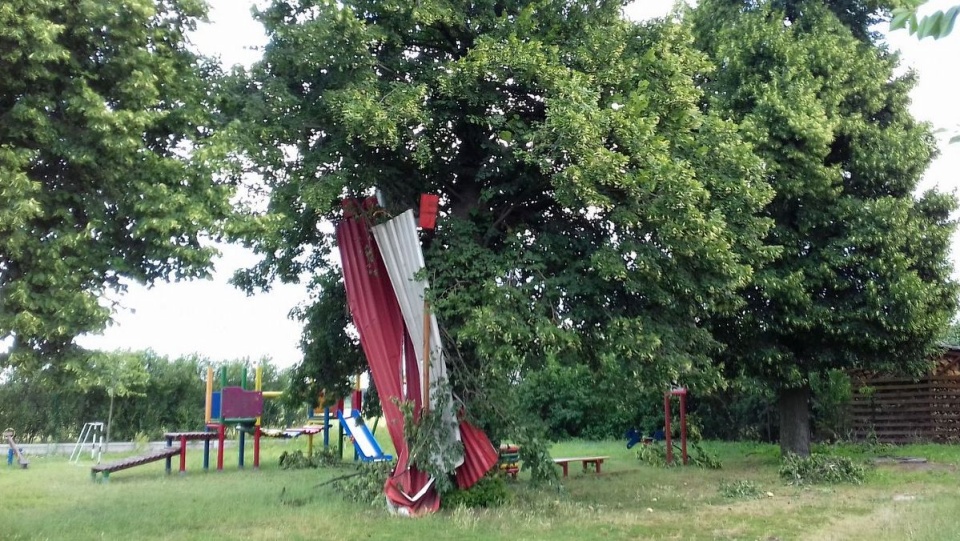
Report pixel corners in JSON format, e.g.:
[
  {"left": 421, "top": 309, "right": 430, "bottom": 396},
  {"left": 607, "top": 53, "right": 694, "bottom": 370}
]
[
  {"left": 254, "top": 425, "right": 261, "bottom": 469},
  {"left": 179, "top": 435, "right": 187, "bottom": 474},
  {"left": 664, "top": 391, "right": 673, "bottom": 465},
  {"left": 679, "top": 390, "right": 688, "bottom": 465},
  {"left": 217, "top": 424, "right": 225, "bottom": 471}
]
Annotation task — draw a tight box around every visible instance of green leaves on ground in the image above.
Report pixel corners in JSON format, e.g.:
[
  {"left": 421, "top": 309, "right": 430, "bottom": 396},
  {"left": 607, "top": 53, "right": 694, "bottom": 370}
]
[{"left": 779, "top": 453, "right": 866, "bottom": 485}]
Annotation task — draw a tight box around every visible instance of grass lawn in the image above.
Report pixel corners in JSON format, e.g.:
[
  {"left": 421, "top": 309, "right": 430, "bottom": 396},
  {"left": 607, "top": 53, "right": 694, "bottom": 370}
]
[{"left": 2, "top": 437, "right": 959, "bottom": 540}]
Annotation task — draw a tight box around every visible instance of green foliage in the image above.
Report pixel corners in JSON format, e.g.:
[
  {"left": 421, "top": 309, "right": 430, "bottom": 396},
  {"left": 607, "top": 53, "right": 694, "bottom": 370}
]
[
  {"left": 441, "top": 473, "right": 511, "bottom": 509},
  {"left": 636, "top": 442, "right": 669, "bottom": 468},
  {"left": 891, "top": 1, "right": 959, "bottom": 39},
  {"left": 810, "top": 370, "right": 854, "bottom": 441},
  {"left": 67, "top": 349, "right": 150, "bottom": 445},
  {"left": 779, "top": 453, "right": 866, "bottom": 485},
  {"left": 232, "top": 0, "right": 775, "bottom": 452},
  {"left": 0, "top": 0, "right": 234, "bottom": 368},
  {"left": 718, "top": 479, "right": 765, "bottom": 500},
  {"left": 514, "top": 426, "right": 562, "bottom": 487},
  {"left": 284, "top": 271, "right": 366, "bottom": 409},
  {"left": 692, "top": 0, "right": 958, "bottom": 455},
  {"left": 518, "top": 361, "right": 642, "bottom": 440},
  {"left": 398, "top": 383, "right": 464, "bottom": 496},
  {"left": 692, "top": 377, "right": 778, "bottom": 442},
  {"left": 332, "top": 461, "right": 393, "bottom": 507}
]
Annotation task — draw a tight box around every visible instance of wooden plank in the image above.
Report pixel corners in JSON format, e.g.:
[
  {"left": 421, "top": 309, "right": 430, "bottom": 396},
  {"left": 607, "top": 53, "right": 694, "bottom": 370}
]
[
  {"left": 163, "top": 432, "right": 218, "bottom": 441},
  {"left": 91, "top": 446, "right": 181, "bottom": 474},
  {"left": 850, "top": 396, "right": 935, "bottom": 402}
]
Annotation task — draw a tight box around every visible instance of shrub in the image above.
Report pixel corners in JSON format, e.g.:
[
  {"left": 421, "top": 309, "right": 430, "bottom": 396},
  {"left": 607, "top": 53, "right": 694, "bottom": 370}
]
[
  {"left": 278, "top": 448, "right": 340, "bottom": 469},
  {"left": 442, "top": 474, "right": 511, "bottom": 509},
  {"left": 779, "top": 453, "right": 865, "bottom": 485},
  {"left": 810, "top": 370, "right": 853, "bottom": 441}
]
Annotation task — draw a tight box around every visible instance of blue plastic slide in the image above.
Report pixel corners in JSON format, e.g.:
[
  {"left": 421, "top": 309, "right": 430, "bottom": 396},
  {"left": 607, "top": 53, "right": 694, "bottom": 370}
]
[{"left": 337, "top": 410, "right": 393, "bottom": 462}]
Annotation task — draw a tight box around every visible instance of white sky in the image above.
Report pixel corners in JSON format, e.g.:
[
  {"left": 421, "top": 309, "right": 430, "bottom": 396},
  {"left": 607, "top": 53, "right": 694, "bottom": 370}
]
[{"left": 77, "top": 0, "right": 960, "bottom": 368}]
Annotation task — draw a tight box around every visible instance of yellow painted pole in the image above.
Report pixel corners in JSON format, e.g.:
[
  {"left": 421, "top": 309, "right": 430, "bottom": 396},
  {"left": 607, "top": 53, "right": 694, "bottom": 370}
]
[
  {"left": 205, "top": 366, "right": 213, "bottom": 424},
  {"left": 255, "top": 365, "right": 263, "bottom": 427},
  {"left": 308, "top": 433, "right": 314, "bottom": 457},
  {"left": 261, "top": 391, "right": 283, "bottom": 399}
]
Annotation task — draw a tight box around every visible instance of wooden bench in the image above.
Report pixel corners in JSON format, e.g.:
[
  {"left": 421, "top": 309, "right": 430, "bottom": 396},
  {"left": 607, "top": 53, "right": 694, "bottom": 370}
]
[
  {"left": 90, "top": 446, "right": 182, "bottom": 482},
  {"left": 553, "top": 456, "right": 609, "bottom": 478}
]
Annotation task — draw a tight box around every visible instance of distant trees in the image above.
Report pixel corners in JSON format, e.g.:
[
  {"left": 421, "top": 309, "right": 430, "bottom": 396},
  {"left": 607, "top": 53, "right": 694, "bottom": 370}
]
[
  {"left": 0, "top": 352, "right": 294, "bottom": 442},
  {"left": 69, "top": 350, "right": 150, "bottom": 449}
]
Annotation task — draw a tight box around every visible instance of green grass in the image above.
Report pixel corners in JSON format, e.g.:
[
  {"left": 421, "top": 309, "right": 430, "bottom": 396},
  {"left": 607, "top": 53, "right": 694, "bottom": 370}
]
[{"left": 3, "top": 439, "right": 960, "bottom": 540}]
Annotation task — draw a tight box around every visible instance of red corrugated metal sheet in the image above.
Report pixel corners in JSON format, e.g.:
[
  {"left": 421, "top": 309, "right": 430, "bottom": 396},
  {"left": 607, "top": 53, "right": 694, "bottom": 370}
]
[
  {"left": 338, "top": 199, "right": 496, "bottom": 513},
  {"left": 455, "top": 418, "right": 499, "bottom": 489},
  {"left": 336, "top": 202, "right": 438, "bottom": 516}
]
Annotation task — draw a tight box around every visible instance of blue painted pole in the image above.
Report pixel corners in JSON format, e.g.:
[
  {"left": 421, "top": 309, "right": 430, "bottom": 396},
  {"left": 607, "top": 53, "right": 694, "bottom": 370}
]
[
  {"left": 203, "top": 436, "right": 210, "bottom": 471},
  {"left": 165, "top": 435, "right": 173, "bottom": 474},
  {"left": 323, "top": 407, "right": 330, "bottom": 450},
  {"left": 7, "top": 448, "right": 12, "bottom": 466}
]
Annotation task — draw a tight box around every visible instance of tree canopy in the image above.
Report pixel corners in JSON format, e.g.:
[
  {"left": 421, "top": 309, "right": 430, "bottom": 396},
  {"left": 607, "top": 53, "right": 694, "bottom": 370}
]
[
  {"left": 691, "top": 0, "right": 958, "bottom": 454},
  {"left": 0, "top": 0, "right": 233, "bottom": 367},
  {"left": 230, "top": 0, "right": 775, "bottom": 438}
]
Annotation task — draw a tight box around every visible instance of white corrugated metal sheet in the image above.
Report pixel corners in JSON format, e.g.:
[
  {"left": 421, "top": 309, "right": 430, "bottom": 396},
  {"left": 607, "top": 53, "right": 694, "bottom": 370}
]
[{"left": 372, "top": 210, "right": 464, "bottom": 468}]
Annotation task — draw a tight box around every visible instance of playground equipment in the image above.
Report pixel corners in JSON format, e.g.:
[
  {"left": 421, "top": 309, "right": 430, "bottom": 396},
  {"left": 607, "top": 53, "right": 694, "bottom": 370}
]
[
  {"left": 70, "top": 422, "right": 105, "bottom": 464},
  {"left": 498, "top": 444, "right": 520, "bottom": 479},
  {"left": 4, "top": 428, "right": 28, "bottom": 468},
  {"left": 338, "top": 409, "right": 392, "bottom": 462},
  {"left": 91, "top": 364, "right": 298, "bottom": 482},
  {"left": 664, "top": 387, "right": 688, "bottom": 465},
  {"left": 624, "top": 387, "right": 689, "bottom": 465}
]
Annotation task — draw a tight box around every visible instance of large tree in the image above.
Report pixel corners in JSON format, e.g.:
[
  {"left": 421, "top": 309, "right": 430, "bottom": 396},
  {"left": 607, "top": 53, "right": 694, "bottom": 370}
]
[
  {"left": 231, "top": 0, "right": 774, "bottom": 440},
  {"left": 691, "top": 0, "right": 958, "bottom": 455},
  {"left": 0, "top": 0, "right": 233, "bottom": 367}
]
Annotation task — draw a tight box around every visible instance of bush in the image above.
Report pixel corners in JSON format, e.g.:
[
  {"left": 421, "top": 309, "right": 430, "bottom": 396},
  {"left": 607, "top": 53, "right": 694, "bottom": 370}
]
[
  {"left": 810, "top": 370, "right": 853, "bottom": 441},
  {"left": 779, "top": 453, "right": 865, "bottom": 485},
  {"left": 518, "top": 363, "right": 627, "bottom": 440},
  {"left": 278, "top": 448, "right": 340, "bottom": 469},
  {"left": 442, "top": 474, "right": 511, "bottom": 509}
]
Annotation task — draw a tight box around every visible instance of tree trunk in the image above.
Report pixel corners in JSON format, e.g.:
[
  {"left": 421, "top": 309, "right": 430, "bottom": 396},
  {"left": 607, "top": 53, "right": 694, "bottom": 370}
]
[
  {"left": 106, "top": 393, "right": 114, "bottom": 453},
  {"left": 779, "top": 385, "right": 811, "bottom": 456}
]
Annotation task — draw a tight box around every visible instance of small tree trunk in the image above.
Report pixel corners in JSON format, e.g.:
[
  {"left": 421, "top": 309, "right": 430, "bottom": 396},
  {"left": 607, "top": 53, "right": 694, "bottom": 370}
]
[
  {"left": 106, "top": 393, "right": 114, "bottom": 453},
  {"left": 779, "top": 386, "right": 811, "bottom": 456}
]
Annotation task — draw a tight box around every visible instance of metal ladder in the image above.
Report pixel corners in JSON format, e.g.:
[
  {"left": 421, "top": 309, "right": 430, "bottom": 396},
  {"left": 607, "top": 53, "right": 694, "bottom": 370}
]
[{"left": 70, "top": 422, "right": 105, "bottom": 464}]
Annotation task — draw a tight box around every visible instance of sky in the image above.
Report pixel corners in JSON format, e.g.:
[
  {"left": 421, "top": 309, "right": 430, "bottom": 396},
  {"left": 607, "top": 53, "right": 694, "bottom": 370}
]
[{"left": 77, "top": 0, "right": 960, "bottom": 368}]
